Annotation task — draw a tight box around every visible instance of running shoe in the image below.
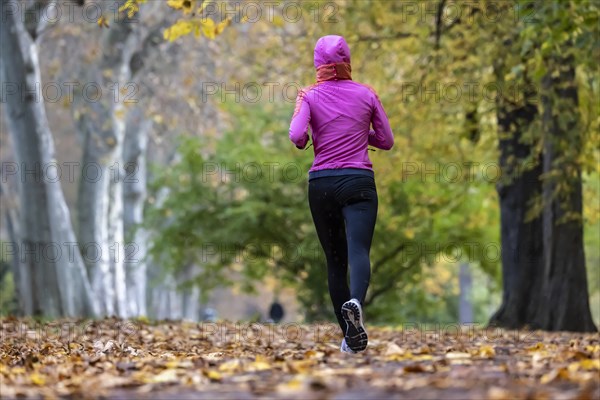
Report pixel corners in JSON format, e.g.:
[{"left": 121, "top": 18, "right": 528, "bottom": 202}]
[
  {"left": 341, "top": 298, "right": 368, "bottom": 352},
  {"left": 340, "top": 338, "right": 357, "bottom": 354}
]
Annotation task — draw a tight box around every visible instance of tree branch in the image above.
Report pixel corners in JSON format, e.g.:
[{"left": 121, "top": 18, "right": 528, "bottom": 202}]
[
  {"left": 434, "top": 0, "right": 446, "bottom": 50},
  {"left": 365, "top": 261, "right": 418, "bottom": 306},
  {"left": 354, "top": 32, "right": 415, "bottom": 43},
  {"left": 130, "top": 24, "right": 169, "bottom": 77},
  {"left": 372, "top": 242, "right": 406, "bottom": 271},
  {"left": 23, "top": 0, "right": 58, "bottom": 41}
]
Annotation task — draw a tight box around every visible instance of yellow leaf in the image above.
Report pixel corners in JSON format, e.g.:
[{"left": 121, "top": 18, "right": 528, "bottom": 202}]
[
  {"left": 277, "top": 376, "right": 306, "bottom": 393},
  {"left": 304, "top": 350, "right": 324, "bottom": 359},
  {"left": 585, "top": 345, "right": 600, "bottom": 354},
  {"left": 118, "top": 0, "right": 141, "bottom": 18},
  {"left": 204, "top": 370, "right": 222, "bottom": 381},
  {"left": 201, "top": 18, "right": 216, "bottom": 40},
  {"left": 30, "top": 372, "right": 46, "bottom": 386},
  {"left": 478, "top": 345, "right": 496, "bottom": 358},
  {"left": 414, "top": 354, "right": 434, "bottom": 361},
  {"left": 255, "top": 354, "right": 269, "bottom": 363},
  {"left": 540, "top": 367, "right": 569, "bottom": 384},
  {"left": 164, "top": 360, "right": 192, "bottom": 369},
  {"left": 97, "top": 16, "right": 109, "bottom": 29},
  {"left": 526, "top": 342, "right": 545, "bottom": 351},
  {"left": 163, "top": 20, "right": 194, "bottom": 42},
  {"left": 215, "top": 17, "right": 231, "bottom": 35},
  {"left": 578, "top": 359, "right": 600, "bottom": 371},
  {"left": 167, "top": 0, "right": 196, "bottom": 14},
  {"left": 247, "top": 359, "right": 271, "bottom": 372}
]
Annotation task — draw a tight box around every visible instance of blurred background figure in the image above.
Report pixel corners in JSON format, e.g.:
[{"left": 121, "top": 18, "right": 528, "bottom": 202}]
[
  {"left": 268, "top": 297, "right": 285, "bottom": 323},
  {"left": 202, "top": 307, "right": 218, "bottom": 322}
]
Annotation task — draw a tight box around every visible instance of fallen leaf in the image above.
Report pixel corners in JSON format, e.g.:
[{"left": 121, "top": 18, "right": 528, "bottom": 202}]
[
  {"left": 477, "top": 345, "right": 496, "bottom": 358},
  {"left": 204, "top": 370, "right": 222, "bottom": 382},
  {"left": 29, "top": 372, "right": 46, "bottom": 386},
  {"left": 540, "top": 367, "right": 570, "bottom": 384}
]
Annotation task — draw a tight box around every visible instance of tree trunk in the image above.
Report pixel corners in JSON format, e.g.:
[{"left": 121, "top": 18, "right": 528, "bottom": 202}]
[
  {"left": 489, "top": 38, "right": 597, "bottom": 332},
  {"left": 76, "top": 1, "right": 167, "bottom": 318},
  {"left": 123, "top": 108, "right": 151, "bottom": 316},
  {"left": 458, "top": 263, "right": 473, "bottom": 324},
  {"left": 76, "top": 4, "right": 137, "bottom": 317},
  {"left": 0, "top": 0, "right": 97, "bottom": 317},
  {"left": 489, "top": 89, "right": 542, "bottom": 329},
  {"left": 533, "top": 54, "right": 596, "bottom": 332},
  {"left": 77, "top": 122, "right": 116, "bottom": 316},
  {"left": 180, "top": 264, "right": 201, "bottom": 321},
  {"left": 108, "top": 163, "right": 128, "bottom": 317}
]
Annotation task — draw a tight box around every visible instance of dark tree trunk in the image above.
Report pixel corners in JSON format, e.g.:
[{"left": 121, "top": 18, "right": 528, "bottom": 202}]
[
  {"left": 489, "top": 87, "right": 542, "bottom": 329},
  {"left": 490, "top": 42, "right": 597, "bottom": 332},
  {"left": 532, "top": 54, "right": 596, "bottom": 332}
]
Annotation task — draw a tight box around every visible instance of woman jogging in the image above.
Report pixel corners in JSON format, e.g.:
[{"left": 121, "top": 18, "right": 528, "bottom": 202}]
[{"left": 289, "top": 35, "right": 394, "bottom": 353}]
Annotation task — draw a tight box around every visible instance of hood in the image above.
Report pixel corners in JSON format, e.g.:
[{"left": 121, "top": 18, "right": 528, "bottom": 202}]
[{"left": 314, "top": 35, "right": 351, "bottom": 68}]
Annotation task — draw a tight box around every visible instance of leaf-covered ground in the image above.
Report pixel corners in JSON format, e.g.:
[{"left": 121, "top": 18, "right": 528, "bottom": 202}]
[{"left": 1, "top": 318, "right": 599, "bottom": 399}]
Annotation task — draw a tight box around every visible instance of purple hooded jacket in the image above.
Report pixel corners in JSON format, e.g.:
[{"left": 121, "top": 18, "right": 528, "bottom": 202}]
[{"left": 289, "top": 35, "right": 394, "bottom": 175}]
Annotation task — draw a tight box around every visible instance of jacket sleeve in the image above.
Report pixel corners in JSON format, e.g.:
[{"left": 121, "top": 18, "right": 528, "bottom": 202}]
[
  {"left": 289, "top": 91, "right": 310, "bottom": 149},
  {"left": 368, "top": 92, "right": 394, "bottom": 150}
]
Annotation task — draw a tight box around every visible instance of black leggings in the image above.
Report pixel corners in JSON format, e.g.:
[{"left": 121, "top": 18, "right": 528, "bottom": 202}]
[{"left": 308, "top": 175, "right": 378, "bottom": 333}]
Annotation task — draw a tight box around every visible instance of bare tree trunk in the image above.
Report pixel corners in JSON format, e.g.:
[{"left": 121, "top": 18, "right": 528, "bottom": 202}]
[
  {"left": 180, "top": 264, "right": 200, "bottom": 321},
  {"left": 123, "top": 108, "right": 151, "bottom": 316},
  {"left": 76, "top": 1, "right": 168, "bottom": 318},
  {"left": 145, "top": 187, "right": 185, "bottom": 320},
  {"left": 108, "top": 163, "right": 128, "bottom": 317},
  {"left": 1, "top": 0, "right": 97, "bottom": 317},
  {"left": 76, "top": 4, "right": 137, "bottom": 317},
  {"left": 149, "top": 276, "right": 180, "bottom": 320},
  {"left": 458, "top": 263, "right": 473, "bottom": 324},
  {"left": 77, "top": 124, "right": 116, "bottom": 316}
]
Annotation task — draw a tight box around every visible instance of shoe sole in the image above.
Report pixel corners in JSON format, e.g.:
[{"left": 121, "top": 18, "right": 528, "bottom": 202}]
[
  {"left": 341, "top": 301, "right": 368, "bottom": 352},
  {"left": 340, "top": 341, "right": 356, "bottom": 354}
]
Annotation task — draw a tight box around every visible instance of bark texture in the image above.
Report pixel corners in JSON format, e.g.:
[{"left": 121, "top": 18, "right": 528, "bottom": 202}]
[{"left": 1, "top": 0, "right": 97, "bottom": 317}]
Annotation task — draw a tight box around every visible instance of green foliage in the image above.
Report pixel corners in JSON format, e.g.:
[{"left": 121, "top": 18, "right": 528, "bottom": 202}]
[{"left": 0, "top": 257, "right": 17, "bottom": 316}]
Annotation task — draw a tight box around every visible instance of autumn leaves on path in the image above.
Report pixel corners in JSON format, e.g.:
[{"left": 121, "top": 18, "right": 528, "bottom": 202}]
[{"left": 1, "top": 318, "right": 599, "bottom": 399}]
